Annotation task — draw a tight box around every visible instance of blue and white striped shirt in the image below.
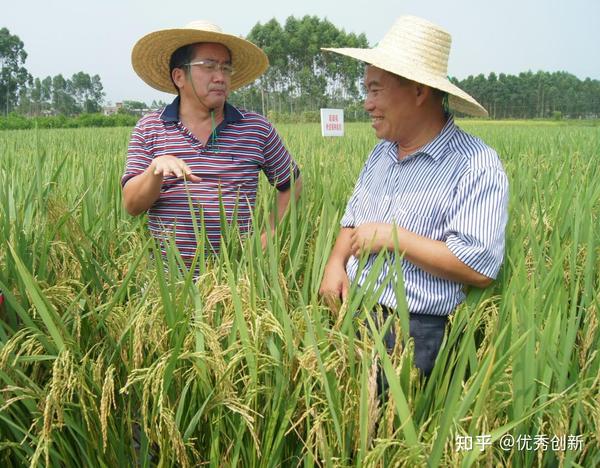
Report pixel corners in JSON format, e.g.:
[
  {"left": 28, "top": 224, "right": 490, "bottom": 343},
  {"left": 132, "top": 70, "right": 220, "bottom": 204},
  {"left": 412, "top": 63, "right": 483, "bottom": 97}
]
[{"left": 340, "top": 116, "right": 509, "bottom": 316}]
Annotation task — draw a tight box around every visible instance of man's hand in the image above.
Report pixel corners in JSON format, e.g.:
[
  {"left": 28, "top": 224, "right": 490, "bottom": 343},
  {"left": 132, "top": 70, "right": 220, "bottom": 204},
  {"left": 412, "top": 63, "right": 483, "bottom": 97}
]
[
  {"left": 123, "top": 155, "right": 202, "bottom": 216},
  {"left": 319, "top": 262, "right": 350, "bottom": 313},
  {"left": 151, "top": 155, "right": 201, "bottom": 182},
  {"left": 350, "top": 223, "right": 393, "bottom": 256}
]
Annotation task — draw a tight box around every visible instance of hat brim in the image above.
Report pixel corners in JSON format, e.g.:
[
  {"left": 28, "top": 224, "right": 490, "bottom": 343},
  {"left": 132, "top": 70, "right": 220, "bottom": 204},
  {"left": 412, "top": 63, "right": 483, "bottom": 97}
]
[
  {"left": 322, "top": 47, "right": 488, "bottom": 117},
  {"left": 132, "top": 28, "right": 269, "bottom": 93}
]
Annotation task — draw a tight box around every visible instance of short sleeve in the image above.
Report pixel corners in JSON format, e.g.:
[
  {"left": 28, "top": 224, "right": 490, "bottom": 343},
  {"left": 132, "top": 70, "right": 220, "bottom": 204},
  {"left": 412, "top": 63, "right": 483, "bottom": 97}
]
[
  {"left": 261, "top": 123, "right": 299, "bottom": 191},
  {"left": 122, "top": 123, "right": 153, "bottom": 187},
  {"left": 445, "top": 166, "right": 509, "bottom": 278}
]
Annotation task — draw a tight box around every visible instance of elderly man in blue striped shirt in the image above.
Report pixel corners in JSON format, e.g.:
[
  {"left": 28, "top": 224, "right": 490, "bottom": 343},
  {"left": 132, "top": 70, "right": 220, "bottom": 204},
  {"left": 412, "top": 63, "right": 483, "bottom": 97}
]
[{"left": 320, "top": 16, "right": 509, "bottom": 377}]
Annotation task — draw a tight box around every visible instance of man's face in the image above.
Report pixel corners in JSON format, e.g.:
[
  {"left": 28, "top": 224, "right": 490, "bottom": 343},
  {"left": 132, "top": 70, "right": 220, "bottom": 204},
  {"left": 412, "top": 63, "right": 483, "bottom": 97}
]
[
  {"left": 176, "top": 43, "right": 232, "bottom": 111},
  {"left": 363, "top": 66, "right": 417, "bottom": 142}
]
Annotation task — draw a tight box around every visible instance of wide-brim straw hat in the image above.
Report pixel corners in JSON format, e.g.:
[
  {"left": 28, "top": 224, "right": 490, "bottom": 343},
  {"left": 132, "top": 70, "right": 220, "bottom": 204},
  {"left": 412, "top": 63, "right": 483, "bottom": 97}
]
[
  {"left": 322, "top": 16, "right": 488, "bottom": 117},
  {"left": 132, "top": 20, "right": 268, "bottom": 93}
]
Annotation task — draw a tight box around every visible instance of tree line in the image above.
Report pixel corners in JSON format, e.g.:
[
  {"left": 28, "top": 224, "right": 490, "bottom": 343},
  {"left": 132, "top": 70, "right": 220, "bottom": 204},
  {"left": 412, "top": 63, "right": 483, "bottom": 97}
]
[
  {"left": 0, "top": 28, "right": 105, "bottom": 116},
  {"left": 228, "top": 16, "right": 368, "bottom": 119},
  {"left": 17, "top": 72, "right": 104, "bottom": 115},
  {"left": 453, "top": 71, "right": 600, "bottom": 119},
  {"left": 229, "top": 16, "right": 600, "bottom": 120},
  {"left": 2, "top": 20, "right": 600, "bottom": 122}
]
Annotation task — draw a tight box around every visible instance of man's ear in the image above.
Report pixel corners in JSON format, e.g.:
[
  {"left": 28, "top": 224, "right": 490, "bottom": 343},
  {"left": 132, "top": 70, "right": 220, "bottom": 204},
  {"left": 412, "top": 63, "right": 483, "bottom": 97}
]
[
  {"left": 415, "top": 83, "right": 430, "bottom": 106},
  {"left": 171, "top": 67, "right": 186, "bottom": 89}
]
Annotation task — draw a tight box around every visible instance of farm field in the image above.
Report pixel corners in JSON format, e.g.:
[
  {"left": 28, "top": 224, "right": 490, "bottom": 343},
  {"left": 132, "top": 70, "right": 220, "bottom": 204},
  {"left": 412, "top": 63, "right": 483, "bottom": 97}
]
[{"left": 0, "top": 121, "right": 599, "bottom": 466}]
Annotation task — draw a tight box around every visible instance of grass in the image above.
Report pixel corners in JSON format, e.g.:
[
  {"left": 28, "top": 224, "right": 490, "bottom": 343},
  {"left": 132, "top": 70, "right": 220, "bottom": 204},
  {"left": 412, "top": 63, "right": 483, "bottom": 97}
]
[{"left": 0, "top": 121, "right": 599, "bottom": 466}]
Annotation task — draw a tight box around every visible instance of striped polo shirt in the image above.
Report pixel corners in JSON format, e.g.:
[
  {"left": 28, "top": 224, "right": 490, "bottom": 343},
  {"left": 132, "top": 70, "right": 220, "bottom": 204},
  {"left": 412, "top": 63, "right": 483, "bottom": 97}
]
[
  {"left": 341, "top": 116, "right": 508, "bottom": 316},
  {"left": 122, "top": 97, "right": 299, "bottom": 260}
]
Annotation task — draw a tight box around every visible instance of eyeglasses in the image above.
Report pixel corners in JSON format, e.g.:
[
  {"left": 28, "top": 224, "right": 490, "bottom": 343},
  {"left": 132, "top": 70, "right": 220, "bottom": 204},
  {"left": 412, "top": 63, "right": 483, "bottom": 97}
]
[{"left": 186, "top": 59, "right": 234, "bottom": 76}]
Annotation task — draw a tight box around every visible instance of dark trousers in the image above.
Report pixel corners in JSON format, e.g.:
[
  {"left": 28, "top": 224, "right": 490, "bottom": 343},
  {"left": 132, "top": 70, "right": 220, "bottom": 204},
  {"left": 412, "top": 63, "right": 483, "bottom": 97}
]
[{"left": 375, "top": 305, "right": 448, "bottom": 378}]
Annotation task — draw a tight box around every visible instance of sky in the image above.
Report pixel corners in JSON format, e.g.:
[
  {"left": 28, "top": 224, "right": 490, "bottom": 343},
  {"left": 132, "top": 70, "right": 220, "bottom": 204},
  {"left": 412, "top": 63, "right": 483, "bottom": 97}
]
[{"left": 3, "top": 0, "right": 599, "bottom": 105}]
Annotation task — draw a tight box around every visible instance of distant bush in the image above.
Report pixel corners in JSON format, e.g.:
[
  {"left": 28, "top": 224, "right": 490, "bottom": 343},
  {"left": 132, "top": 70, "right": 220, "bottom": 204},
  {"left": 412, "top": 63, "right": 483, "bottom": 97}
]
[
  {"left": 300, "top": 111, "right": 319, "bottom": 123},
  {"left": 0, "top": 113, "right": 30, "bottom": 130},
  {"left": 0, "top": 113, "right": 139, "bottom": 130}
]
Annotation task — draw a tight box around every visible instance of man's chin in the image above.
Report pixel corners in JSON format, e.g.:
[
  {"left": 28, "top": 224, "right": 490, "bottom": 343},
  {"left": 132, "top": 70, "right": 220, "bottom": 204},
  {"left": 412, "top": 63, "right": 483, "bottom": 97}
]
[
  {"left": 208, "top": 95, "right": 227, "bottom": 109},
  {"left": 373, "top": 129, "right": 386, "bottom": 140}
]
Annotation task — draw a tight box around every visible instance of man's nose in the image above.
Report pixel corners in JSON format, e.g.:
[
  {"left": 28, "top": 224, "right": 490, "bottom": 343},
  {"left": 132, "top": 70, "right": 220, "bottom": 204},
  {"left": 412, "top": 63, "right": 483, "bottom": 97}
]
[{"left": 212, "top": 70, "right": 226, "bottom": 82}]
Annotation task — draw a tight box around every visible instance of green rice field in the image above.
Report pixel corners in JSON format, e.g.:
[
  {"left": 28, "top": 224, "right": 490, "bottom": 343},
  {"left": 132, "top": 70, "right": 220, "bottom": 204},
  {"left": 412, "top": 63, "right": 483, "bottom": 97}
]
[{"left": 0, "top": 121, "right": 599, "bottom": 466}]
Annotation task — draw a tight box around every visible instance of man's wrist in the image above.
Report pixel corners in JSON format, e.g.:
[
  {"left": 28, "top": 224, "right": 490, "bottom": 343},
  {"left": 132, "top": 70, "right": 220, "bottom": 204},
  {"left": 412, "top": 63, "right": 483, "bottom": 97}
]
[
  {"left": 145, "top": 162, "right": 163, "bottom": 180},
  {"left": 326, "top": 254, "right": 349, "bottom": 271},
  {"left": 385, "top": 224, "right": 401, "bottom": 251}
]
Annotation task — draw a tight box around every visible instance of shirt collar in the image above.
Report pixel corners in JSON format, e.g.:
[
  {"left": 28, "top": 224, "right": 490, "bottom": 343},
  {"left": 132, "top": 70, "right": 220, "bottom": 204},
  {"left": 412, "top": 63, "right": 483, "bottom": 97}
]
[
  {"left": 385, "top": 113, "right": 457, "bottom": 163},
  {"left": 414, "top": 114, "right": 457, "bottom": 161},
  {"left": 159, "top": 96, "right": 243, "bottom": 124}
]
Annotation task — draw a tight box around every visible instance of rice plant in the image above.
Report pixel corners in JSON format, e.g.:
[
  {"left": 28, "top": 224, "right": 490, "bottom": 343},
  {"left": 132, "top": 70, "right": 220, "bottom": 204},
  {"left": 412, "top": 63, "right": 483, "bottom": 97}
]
[{"left": 0, "top": 121, "right": 598, "bottom": 466}]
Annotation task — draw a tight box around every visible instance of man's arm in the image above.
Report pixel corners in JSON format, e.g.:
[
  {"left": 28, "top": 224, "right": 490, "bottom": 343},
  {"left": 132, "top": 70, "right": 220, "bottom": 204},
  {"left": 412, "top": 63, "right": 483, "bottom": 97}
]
[
  {"left": 274, "top": 176, "right": 303, "bottom": 223},
  {"left": 318, "top": 227, "right": 354, "bottom": 310},
  {"left": 122, "top": 155, "right": 201, "bottom": 216},
  {"left": 349, "top": 223, "right": 492, "bottom": 287},
  {"left": 259, "top": 121, "right": 302, "bottom": 230},
  {"left": 348, "top": 162, "right": 508, "bottom": 289}
]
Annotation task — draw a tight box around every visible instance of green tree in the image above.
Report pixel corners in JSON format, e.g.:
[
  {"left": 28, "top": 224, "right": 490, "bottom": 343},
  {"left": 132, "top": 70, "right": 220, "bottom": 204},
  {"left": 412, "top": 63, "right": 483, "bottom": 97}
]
[
  {"left": 88, "top": 74, "right": 104, "bottom": 112},
  {"left": 150, "top": 99, "right": 167, "bottom": 110},
  {"left": 118, "top": 100, "right": 147, "bottom": 115},
  {"left": 70, "top": 72, "right": 105, "bottom": 113},
  {"left": 16, "top": 72, "right": 105, "bottom": 116},
  {"left": 237, "top": 16, "right": 369, "bottom": 115},
  {"left": 52, "top": 74, "right": 78, "bottom": 115},
  {"left": 456, "top": 70, "right": 600, "bottom": 119},
  {"left": 0, "top": 27, "right": 32, "bottom": 115}
]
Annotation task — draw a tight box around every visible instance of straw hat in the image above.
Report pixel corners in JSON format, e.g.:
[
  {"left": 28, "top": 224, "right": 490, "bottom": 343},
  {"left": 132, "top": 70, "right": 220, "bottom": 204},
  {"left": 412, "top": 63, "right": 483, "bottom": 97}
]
[
  {"left": 322, "top": 16, "right": 488, "bottom": 117},
  {"left": 132, "top": 20, "right": 269, "bottom": 93}
]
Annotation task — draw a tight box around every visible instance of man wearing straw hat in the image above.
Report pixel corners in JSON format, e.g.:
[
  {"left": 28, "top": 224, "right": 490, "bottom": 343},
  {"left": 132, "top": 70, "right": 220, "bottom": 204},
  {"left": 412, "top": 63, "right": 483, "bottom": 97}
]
[
  {"left": 319, "top": 16, "right": 508, "bottom": 377},
  {"left": 122, "top": 21, "right": 301, "bottom": 264}
]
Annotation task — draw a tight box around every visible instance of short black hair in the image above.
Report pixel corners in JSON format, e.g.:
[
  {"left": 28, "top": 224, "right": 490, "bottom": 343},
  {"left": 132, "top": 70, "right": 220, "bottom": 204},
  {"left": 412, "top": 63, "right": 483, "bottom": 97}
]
[{"left": 169, "top": 44, "right": 197, "bottom": 92}]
